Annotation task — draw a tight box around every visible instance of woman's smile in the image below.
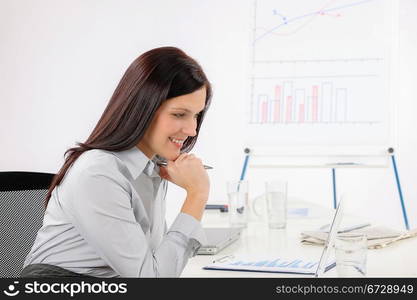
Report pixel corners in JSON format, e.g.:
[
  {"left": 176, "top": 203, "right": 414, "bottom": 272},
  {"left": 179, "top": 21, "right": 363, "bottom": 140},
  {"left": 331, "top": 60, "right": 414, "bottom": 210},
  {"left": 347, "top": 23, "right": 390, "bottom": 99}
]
[{"left": 168, "top": 137, "right": 185, "bottom": 148}]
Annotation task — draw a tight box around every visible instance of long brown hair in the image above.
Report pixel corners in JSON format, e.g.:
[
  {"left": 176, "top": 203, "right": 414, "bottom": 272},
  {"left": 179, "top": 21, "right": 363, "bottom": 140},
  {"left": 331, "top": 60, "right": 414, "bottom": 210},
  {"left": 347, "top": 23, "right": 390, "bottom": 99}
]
[{"left": 45, "top": 47, "right": 212, "bottom": 206}]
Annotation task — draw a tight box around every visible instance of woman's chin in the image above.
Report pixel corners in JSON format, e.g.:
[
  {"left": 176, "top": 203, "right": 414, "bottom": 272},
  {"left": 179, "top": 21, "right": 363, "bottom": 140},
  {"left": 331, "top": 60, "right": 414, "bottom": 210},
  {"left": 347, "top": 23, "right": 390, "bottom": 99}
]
[{"left": 159, "top": 151, "right": 180, "bottom": 161}]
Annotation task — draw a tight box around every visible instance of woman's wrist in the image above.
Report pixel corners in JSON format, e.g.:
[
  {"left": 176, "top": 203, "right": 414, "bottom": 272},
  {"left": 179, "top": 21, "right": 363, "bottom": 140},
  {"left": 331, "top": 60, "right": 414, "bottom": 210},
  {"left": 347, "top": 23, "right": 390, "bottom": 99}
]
[
  {"left": 185, "top": 188, "right": 209, "bottom": 199},
  {"left": 181, "top": 190, "right": 209, "bottom": 221}
]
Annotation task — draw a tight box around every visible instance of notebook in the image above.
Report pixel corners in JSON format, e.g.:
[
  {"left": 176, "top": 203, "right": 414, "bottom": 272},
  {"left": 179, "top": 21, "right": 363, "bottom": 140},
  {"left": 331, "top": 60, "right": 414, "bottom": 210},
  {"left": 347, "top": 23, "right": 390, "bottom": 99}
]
[
  {"left": 203, "top": 199, "right": 344, "bottom": 276},
  {"left": 197, "top": 227, "right": 243, "bottom": 255}
]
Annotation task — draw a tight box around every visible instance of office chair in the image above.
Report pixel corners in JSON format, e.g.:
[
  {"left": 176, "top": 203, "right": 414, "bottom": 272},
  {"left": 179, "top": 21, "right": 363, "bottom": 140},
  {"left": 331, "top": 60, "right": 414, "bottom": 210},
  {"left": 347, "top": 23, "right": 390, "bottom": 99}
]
[{"left": 0, "top": 171, "right": 54, "bottom": 277}]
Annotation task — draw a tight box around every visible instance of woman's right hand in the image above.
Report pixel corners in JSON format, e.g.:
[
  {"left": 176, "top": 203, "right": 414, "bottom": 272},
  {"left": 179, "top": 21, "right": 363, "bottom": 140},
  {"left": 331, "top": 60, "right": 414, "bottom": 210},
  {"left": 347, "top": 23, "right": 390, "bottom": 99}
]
[
  {"left": 159, "top": 153, "right": 210, "bottom": 196},
  {"left": 159, "top": 153, "right": 210, "bottom": 220}
]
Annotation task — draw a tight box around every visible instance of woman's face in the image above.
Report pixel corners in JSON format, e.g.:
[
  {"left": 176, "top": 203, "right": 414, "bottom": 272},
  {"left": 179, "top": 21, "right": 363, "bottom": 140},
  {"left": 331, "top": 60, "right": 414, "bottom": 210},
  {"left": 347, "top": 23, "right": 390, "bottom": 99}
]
[{"left": 137, "top": 87, "right": 207, "bottom": 160}]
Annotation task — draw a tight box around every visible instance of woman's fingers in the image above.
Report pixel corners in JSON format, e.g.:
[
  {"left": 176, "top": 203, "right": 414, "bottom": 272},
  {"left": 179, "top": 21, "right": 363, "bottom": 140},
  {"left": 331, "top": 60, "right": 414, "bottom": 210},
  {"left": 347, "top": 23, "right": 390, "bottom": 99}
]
[{"left": 158, "top": 153, "right": 208, "bottom": 192}]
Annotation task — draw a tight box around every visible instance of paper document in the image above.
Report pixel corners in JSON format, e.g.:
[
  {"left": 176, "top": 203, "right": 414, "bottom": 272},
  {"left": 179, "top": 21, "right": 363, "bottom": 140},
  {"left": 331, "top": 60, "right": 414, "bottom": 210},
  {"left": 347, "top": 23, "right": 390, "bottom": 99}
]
[
  {"left": 301, "top": 226, "right": 417, "bottom": 249},
  {"left": 203, "top": 256, "right": 335, "bottom": 275}
]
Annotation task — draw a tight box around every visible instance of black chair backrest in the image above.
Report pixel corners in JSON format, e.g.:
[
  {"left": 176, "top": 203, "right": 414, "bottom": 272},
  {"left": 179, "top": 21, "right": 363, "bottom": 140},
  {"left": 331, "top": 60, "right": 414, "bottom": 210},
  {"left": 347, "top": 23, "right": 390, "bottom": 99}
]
[{"left": 0, "top": 172, "right": 54, "bottom": 277}]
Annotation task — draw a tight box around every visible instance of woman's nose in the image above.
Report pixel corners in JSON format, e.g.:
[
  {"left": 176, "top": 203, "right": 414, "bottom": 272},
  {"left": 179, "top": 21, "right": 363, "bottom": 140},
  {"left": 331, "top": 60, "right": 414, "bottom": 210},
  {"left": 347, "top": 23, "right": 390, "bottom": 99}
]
[{"left": 182, "top": 119, "right": 197, "bottom": 137}]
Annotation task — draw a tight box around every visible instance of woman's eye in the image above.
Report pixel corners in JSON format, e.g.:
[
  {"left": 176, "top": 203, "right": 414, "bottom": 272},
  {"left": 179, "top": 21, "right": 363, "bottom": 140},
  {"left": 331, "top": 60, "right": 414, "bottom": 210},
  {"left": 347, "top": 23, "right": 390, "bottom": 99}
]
[{"left": 173, "top": 113, "right": 185, "bottom": 118}]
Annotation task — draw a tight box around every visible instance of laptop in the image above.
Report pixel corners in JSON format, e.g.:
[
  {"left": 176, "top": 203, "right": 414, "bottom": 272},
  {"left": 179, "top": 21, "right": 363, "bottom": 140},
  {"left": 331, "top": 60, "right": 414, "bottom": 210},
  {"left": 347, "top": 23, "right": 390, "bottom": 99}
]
[
  {"left": 202, "top": 198, "right": 344, "bottom": 274},
  {"left": 314, "top": 198, "right": 344, "bottom": 277},
  {"left": 197, "top": 227, "right": 243, "bottom": 255}
]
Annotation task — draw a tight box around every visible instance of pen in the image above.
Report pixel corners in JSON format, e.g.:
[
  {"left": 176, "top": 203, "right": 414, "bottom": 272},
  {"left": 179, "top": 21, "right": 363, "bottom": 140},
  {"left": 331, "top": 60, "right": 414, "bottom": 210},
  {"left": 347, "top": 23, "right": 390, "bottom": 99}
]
[
  {"left": 320, "top": 222, "right": 371, "bottom": 233},
  {"left": 205, "top": 204, "right": 228, "bottom": 212},
  {"left": 337, "top": 223, "right": 371, "bottom": 234},
  {"left": 156, "top": 161, "right": 213, "bottom": 169},
  {"left": 236, "top": 148, "right": 251, "bottom": 214},
  {"left": 212, "top": 255, "right": 234, "bottom": 263}
]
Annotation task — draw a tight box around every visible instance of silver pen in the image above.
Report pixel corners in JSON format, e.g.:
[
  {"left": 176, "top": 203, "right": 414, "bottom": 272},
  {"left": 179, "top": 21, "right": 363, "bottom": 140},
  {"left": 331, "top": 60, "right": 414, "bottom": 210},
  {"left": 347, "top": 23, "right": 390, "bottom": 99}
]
[
  {"left": 320, "top": 222, "right": 371, "bottom": 233},
  {"left": 212, "top": 255, "right": 234, "bottom": 263},
  {"left": 156, "top": 161, "right": 213, "bottom": 169}
]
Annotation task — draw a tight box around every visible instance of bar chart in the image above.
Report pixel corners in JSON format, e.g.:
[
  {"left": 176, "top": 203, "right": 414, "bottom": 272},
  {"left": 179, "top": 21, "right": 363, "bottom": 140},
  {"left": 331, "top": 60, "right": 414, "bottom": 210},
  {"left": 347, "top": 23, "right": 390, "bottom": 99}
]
[
  {"left": 230, "top": 258, "right": 318, "bottom": 269},
  {"left": 250, "top": 76, "right": 381, "bottom": 125},
  {"left": 204, "top": 256, "right": 336, "bottom": 274},
  {"left": 251, "top": 81, "right": 350, "bottom": 124}
]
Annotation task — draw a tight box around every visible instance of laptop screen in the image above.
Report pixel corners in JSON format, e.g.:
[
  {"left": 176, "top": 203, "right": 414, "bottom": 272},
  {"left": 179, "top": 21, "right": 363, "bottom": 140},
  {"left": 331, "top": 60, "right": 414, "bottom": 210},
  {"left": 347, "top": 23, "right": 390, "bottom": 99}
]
[{"left": 314, "top": 198, "right": 344, "bottom": 277}]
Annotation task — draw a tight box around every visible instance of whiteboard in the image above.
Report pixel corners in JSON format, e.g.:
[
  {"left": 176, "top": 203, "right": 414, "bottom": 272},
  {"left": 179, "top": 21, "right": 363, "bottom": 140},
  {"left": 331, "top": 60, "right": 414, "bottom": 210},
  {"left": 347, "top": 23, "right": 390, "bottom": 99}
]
[{"left": 244, "top": 0, "right": 398, "bottom": 159}]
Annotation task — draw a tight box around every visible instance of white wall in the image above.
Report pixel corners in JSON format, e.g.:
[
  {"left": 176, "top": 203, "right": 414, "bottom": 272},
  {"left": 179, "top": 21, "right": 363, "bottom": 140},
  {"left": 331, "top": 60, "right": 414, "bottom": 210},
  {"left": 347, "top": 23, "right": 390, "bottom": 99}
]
[{"left": 1, "top": 0, "right": 416, "bottom": 229}]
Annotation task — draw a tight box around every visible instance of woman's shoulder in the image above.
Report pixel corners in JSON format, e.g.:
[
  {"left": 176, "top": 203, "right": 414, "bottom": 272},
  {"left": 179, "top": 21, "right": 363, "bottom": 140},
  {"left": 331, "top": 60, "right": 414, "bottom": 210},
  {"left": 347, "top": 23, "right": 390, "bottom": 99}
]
[
  {"left": 69, "top": 149, "right": 128, "bottom": 180},
  {"left": 57, "top": 149, "right": 133, "bottom": 209},
  {"left": 77, "top": 149, "right": 117, "bottom": 166}
]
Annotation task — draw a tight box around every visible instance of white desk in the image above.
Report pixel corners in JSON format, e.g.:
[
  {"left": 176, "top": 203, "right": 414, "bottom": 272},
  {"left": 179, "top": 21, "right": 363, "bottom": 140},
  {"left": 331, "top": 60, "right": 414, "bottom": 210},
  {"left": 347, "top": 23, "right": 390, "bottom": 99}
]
[{"left": 181, "top": 208, "right": 417, "bottom": 277}]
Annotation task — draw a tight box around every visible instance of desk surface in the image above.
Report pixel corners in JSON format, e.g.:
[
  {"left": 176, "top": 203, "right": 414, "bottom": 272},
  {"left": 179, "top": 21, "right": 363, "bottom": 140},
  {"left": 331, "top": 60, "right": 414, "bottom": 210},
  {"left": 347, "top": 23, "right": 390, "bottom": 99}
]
[{"left": 181, "top": 208, "right": 417, "bottom": 278}]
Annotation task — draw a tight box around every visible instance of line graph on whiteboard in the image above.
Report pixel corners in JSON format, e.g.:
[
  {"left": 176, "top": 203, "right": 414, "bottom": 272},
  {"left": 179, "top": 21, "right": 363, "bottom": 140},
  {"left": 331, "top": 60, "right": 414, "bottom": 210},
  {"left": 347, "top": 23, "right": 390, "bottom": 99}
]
[{"left": 246, "top": 0, "right": 395, "bottom": 148}]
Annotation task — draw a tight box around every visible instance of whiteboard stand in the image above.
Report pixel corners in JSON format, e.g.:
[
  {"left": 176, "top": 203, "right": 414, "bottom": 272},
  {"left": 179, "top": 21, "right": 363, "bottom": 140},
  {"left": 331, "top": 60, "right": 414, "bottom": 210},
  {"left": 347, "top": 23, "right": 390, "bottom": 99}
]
[
  {"left": 244, "top": 147, "right": 410, "bottom": 230},
  {"left": 388, "top": 148, "right": 410, "bottom": 230}
]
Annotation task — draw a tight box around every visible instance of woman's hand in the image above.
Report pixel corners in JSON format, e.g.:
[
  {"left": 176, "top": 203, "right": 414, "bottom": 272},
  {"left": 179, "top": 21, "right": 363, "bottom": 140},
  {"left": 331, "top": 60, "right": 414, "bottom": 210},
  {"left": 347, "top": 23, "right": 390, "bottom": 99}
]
[
  {"left": 159, "top": 153, "right": 210, "bottom": 221},
  {"left": 159, "top": 153, "right": 209, "bottom": 195}
]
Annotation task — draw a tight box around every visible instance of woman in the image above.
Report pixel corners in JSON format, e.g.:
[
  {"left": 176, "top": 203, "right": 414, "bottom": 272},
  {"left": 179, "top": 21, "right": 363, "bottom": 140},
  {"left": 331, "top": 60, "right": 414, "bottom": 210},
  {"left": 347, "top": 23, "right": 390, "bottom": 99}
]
[{"left": 21, "top": 47, "right": 212, "bottom": 277}]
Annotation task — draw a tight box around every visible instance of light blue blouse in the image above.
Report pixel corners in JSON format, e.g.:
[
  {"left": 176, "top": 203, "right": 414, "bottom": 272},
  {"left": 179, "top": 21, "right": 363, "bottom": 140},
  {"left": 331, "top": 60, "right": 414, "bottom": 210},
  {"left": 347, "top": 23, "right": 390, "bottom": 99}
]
[{"left": 24, "top": 147, "right": 207, "bottom": 277}]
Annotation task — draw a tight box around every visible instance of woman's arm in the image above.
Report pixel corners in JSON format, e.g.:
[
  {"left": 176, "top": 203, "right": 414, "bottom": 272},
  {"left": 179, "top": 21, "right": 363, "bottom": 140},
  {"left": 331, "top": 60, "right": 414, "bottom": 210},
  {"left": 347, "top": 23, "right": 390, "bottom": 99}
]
[{"left": 63, "top": 160, "right": 205, "bottom": 277}]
